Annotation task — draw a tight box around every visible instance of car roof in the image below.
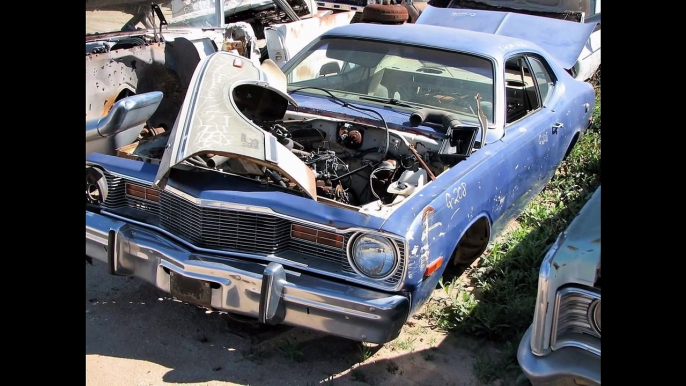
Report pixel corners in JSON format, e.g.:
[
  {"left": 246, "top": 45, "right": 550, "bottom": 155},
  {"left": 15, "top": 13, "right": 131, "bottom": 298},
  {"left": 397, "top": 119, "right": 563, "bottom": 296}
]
[{"left": 321, "top": 23, "right": 538, "bottom": 63}]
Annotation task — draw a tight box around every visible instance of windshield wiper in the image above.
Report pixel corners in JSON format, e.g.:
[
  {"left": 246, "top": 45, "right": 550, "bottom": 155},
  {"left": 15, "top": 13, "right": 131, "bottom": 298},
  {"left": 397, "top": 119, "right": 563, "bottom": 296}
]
[{"left": 358, "top": 95, "right": 417, "bottom": 109}]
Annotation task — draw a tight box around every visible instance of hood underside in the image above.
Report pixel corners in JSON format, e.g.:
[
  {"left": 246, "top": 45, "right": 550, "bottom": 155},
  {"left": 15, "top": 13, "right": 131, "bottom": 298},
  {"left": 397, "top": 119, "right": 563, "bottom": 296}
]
[
  {"left": 415, "top": 6, "right": 598, "bottom": 70},
  {"left": 153, "top": 51, "right": 317, "bottom": 199}
]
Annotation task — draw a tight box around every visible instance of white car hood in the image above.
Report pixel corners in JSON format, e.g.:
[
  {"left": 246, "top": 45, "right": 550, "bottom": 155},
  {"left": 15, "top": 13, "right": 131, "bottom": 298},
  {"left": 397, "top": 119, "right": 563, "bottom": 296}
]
[{"left": 153, "top": 51, "right": 317, "bottom": 199}]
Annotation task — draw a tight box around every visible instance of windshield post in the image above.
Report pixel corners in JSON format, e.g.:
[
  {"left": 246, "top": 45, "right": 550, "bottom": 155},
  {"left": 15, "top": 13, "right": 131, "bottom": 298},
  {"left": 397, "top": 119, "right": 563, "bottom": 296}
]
[{"left": 215, "top": 0, "right": 225, "bottom": 28}]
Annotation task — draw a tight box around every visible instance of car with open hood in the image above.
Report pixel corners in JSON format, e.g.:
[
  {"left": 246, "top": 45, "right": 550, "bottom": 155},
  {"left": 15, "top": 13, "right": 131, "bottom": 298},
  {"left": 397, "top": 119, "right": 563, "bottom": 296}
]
[
  {"left": 517, "top": 186, "right": 601, "bottom": 386},
  {"left": 85, "top": 6, "right": 596, "bottom": 343}
]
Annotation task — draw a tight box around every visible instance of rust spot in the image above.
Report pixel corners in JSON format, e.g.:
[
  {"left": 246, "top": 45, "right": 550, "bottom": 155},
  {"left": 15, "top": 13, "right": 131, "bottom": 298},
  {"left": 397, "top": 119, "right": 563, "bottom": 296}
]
[
  {"left": 101, "top": 98, "right": 116, "bottom": 116},
  {"left": 591, "top": 238, "right": 601, "bottom": 244},
  {"left": 553, "top": 262, "right": 560, "bottom": 271},
  {"left": 421, "top": 206, "right": 435, "bottom": 221},
  {"left": 567, "top": 245, "right": 579, "bottom": 251}
]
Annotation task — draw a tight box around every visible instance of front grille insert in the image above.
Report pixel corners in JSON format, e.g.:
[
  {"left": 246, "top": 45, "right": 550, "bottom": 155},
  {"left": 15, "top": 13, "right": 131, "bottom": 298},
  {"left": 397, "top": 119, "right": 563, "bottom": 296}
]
[
  {"left": 160, "top": 191, "right": 291, "bottom": 255},
  {"left": 551, "top": 286, "right": 601, "bottom": 355}
]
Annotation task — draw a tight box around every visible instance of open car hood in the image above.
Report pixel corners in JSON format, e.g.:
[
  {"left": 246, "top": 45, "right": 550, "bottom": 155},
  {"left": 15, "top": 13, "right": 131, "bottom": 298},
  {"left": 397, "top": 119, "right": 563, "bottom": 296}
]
[
  {"left": 154, "top": 51, "right": 317, "bottom": 199},
  {"left": 415, "top": 6, "right": 598, "bottom": 70}
]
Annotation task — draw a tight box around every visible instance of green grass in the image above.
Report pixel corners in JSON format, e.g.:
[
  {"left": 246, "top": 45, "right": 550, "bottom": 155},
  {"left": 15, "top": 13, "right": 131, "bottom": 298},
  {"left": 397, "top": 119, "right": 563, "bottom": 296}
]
[
  {"left": 357, "top": 342, "right": 373, "bottom": 362},
  {"left": 394, "top": 336, "right": 417, "bottom": 351},
  {"left": 278, "top": 336, "right": 305, "bottom": 362},
  {"left": 431, "top": 75, "right": 601, "bottom": 384}
]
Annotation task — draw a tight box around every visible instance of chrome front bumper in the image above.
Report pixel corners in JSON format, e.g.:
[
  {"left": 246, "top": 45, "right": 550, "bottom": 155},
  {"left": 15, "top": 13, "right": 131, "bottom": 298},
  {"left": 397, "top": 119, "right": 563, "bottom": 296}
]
[
  {"left": 517, "top": 326, "right": 600, "bottom": 386},
  {"left": 86, "top": 211, "right": 409, "bottom": 343}
]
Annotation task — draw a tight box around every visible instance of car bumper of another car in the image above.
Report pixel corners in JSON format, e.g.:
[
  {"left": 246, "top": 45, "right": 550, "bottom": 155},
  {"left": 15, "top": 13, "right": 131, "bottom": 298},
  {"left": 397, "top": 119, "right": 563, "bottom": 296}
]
[
  {"left": 86, "top": 210, "right": 410, "bottom": 343},
  {"left": 517, "top": 326, "right": 600, "bottom": 386},
  {"left": 316, "top": 2, "right": 365, "bottom": 13}
]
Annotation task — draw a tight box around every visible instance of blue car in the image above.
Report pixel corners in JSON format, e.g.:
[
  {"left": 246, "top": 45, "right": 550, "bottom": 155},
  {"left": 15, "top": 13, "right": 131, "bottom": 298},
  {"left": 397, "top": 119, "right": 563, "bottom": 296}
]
[
  {"left": 85, "top": 6, "right": 597, "bottom": 343},
  {"left": 517, "top": 186, "right": 601, "bottom": 385}
]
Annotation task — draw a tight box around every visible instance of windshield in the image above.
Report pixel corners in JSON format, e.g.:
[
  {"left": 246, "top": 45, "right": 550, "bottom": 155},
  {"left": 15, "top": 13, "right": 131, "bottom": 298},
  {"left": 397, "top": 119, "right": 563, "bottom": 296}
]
[{"left": 283, "top": 37, "right": 495, "bottom": 123}]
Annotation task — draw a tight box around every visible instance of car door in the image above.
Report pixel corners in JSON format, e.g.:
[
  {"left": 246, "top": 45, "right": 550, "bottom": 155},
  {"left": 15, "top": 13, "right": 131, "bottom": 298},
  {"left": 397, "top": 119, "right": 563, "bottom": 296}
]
[
  {"left": 493, "top": 54, "right": 563, "bottom": 231},
  {"left": 526, "top": 54, "right": 576, "bottom": 167}
]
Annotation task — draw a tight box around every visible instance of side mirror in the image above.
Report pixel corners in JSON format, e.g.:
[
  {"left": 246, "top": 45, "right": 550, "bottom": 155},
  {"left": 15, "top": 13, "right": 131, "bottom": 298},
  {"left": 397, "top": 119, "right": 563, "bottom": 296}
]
[
  {"left": 320, "top": 62, "right": 341, "bottom": 76},
  {"left": 86, "top": 91, "right": 163, "bottom": 141}
]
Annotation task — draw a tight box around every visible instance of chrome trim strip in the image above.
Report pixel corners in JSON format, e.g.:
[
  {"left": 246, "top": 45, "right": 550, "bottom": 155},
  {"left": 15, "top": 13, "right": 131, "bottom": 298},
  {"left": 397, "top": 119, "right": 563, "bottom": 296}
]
[
  {"left": 530, "top": 235, "right": 561, "bottom": 356},
  {"left": 105, "top": 170, "right": 154, "bottom": 188}
]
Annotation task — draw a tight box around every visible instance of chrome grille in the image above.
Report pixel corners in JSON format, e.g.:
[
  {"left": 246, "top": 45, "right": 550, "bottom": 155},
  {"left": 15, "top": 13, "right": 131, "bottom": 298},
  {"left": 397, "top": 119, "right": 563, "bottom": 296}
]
[
  {"left": 551, "top": 287, "right": 601, "bottom": 355},
  {"left": 101, "top": 172, "right": 126, "bottom": 209},
  {"left": 160, "top": 191, "right": 290, "bottom": 255},
  {"left": 289, "top": 235, "right": 349, "bottom": 264},
  {"left": 126, "top": 195, "right": 160, "bottom": 216}
]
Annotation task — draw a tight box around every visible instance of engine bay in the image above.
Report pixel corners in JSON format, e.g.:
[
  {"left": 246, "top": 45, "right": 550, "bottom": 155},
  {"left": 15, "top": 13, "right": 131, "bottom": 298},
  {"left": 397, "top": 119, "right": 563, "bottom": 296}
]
[{"left": 120, "top": 109, "right": 479, "bottom": 209}]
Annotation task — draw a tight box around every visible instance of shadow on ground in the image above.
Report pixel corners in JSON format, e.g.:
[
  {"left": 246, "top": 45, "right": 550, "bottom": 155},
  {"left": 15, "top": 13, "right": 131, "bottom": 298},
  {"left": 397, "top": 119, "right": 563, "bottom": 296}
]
[{"left": 86, "top": 259, "right": 481, "bottom": 385}]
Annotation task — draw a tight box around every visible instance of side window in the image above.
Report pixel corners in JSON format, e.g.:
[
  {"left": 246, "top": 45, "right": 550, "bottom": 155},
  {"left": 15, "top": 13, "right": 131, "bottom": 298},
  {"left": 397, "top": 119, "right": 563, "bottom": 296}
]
[
  {"left": 504, "top": 56, "right": 540, "bottom": 124},
  {"left": 527, "top": 56, "right": 555, "bottom": 106}
]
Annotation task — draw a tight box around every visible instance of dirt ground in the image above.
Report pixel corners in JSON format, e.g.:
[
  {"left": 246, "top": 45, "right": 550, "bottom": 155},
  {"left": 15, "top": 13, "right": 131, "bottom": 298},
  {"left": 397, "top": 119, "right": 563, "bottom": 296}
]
[{"left": 86, "top": 258, "right": 488, "bottom": 386}]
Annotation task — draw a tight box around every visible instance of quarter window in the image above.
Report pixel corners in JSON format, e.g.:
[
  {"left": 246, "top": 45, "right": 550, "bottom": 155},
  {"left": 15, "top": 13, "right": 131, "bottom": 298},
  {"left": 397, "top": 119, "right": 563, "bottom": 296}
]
[
  {"left": 527, "top": 56, "right": 555, "bottom": 106},
  {"left": 504, "top": 56, "right": 539, "bottom": 124}
]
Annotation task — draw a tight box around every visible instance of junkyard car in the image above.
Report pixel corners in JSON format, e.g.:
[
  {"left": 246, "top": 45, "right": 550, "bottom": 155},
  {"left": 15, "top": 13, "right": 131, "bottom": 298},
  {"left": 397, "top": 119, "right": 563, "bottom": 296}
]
[
  {"left": 422, "top": 0, "right": 601, "bottom": 81},
  {"left": 517, "top": 186, "right": 601, "bottom": 386},
  {"left": 85, "top": 5, "right": 596, "bottom": 343}
]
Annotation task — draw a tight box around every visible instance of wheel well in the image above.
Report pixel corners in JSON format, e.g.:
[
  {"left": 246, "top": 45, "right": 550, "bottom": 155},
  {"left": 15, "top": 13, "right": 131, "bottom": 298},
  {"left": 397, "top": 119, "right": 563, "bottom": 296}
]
[
  {"left": 114, "top": 88, "right": 135, "bottom": 102},
  {"left": 564, "top": 132, "right": 581, "bottom": 160},
  {"left": 442, "top": 216, "right": 491, "bottom": 282}
]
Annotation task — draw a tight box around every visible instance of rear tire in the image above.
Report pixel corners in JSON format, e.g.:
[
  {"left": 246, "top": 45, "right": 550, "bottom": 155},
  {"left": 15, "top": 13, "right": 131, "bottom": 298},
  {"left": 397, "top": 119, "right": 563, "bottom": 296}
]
[
  {"left": 362, "top": 4, "right": 409, "bottom": 24},
  {"left": 515, "top": 374, "right": 533, "bottom": 386}
]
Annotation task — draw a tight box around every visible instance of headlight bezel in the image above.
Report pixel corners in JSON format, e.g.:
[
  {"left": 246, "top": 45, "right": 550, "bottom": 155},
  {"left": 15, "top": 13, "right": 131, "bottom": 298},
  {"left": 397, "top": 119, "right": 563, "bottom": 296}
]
[
  {"left": 86, "top": 165, "right": 108, "bottom": 204},
  {"left": 589, "top": 298, "right": 601, "bottom": 334},
  {"left": 347, "top": 232, "right": 400, "bottom": 280}
]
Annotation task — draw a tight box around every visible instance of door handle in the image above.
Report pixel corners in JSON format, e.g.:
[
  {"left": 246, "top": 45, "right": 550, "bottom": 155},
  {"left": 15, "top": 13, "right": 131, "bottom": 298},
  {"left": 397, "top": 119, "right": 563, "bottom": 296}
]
[{"left": 552, "top": 122, "right": 564, "bottom": 134}]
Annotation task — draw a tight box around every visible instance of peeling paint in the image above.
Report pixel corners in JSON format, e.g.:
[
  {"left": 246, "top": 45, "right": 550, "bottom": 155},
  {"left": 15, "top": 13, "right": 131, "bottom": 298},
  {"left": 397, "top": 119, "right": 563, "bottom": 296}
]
[
  {"left": 421, "top": 206, "right": 435, "bottom": 221},
  {"left": 567, "top": 245, "right": 579, "bottom": 251}
]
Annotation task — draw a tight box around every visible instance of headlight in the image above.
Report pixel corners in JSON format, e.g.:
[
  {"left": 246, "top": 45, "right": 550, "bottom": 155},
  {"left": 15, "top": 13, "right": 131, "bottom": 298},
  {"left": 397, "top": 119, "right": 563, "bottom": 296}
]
[
  {"left": 350, "top": 234, "right": 397, "bottom": 279},
  {"left": 86, "top": 166, "right": 108, "bottom": 204},
  {"left": 590, "top": 299, "right": 601, "bottom": 333}
]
